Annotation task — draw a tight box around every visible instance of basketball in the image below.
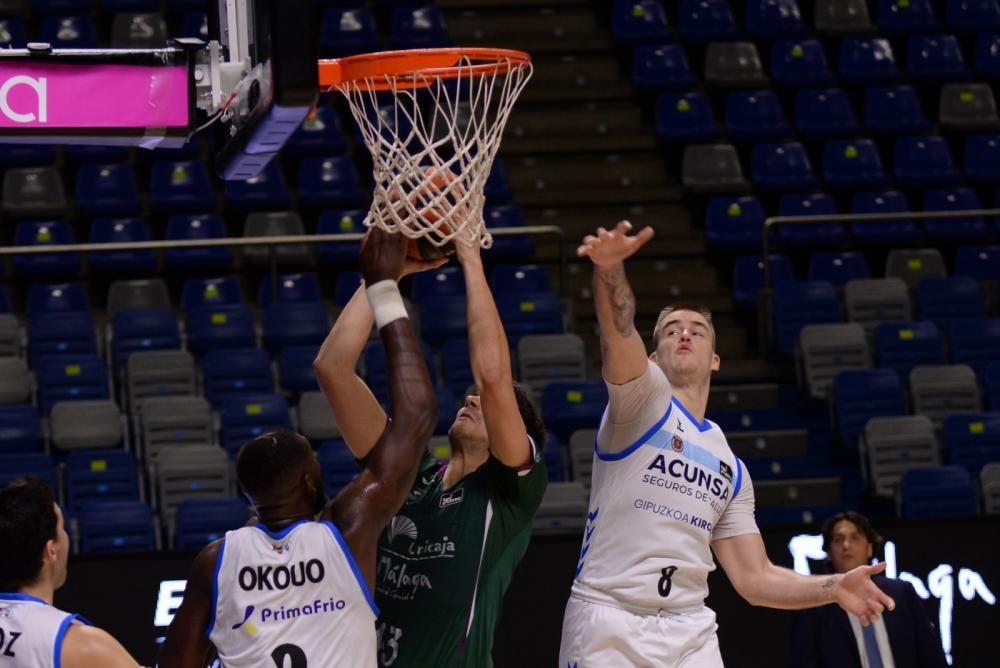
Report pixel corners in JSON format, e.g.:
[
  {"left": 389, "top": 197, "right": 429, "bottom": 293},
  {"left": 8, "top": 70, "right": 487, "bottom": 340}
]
[{"left": 404, "top": 166, "right": 459, "bottom": 261}]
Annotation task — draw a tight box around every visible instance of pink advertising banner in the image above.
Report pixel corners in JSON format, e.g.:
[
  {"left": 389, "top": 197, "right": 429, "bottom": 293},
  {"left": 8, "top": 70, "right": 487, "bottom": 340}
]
[{"left": 0, "top": 62, "right": 189, "bottom": 129}]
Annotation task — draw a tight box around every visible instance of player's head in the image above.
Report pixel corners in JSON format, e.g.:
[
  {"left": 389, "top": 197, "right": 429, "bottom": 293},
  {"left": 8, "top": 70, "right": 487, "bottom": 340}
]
[
  {"left": 237, "top": 430, "right": 326, "bottom": 519},
  {"left": 650, "top": 303, "right": 720, "bottom": 386},
  {"left": 448, "top": 381, "right": 546, "bottom": 455},
  {"left": 822, "top": 511, "right": 882, "bottom": 574},
  {"left": 0, "top": 477, "right": 70, "bottom": 593}
]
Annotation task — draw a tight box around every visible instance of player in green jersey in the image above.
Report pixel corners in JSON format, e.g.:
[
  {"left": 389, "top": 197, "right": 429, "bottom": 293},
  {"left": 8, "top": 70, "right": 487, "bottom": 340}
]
[{"left": 314, "top": 234, "right": 548, "bottom": 667}]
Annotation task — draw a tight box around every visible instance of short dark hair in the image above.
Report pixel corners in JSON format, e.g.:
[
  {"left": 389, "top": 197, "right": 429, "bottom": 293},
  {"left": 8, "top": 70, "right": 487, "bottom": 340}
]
[
  {"left": 512, "top": 381, "right": 547, "bottom": 452},
  {"left": 821, "top": 511, "right": 883, "bottom": 554},
  {"left": 237, "top": 430, "right": 315, "bottom": 502},
  {"left": 0, "top": 477, "right": 58, "bottom": 591},
  {"left": 653, "top": 302, "right": 716, "bottom": 349}
]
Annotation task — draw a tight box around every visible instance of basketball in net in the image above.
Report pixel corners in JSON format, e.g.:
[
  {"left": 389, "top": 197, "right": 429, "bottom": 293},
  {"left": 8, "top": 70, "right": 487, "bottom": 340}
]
[{"left": 318, "top": 48, "right": 532, "bottom": 252}]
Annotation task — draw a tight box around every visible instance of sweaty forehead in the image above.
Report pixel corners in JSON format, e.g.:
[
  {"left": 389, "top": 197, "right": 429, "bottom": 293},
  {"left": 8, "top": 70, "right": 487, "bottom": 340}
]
[{"left": 663, "top": 310, "right": 711, "bottom": 328}]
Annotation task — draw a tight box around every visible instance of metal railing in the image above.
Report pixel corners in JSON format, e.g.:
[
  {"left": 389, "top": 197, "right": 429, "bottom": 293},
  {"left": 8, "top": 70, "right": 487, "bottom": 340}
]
[{"left": 761, "top": 208, "right": 999, "bottom": 287}]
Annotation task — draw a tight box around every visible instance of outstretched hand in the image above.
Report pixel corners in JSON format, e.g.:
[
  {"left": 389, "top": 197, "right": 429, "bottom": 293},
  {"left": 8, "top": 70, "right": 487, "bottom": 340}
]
[
  {"left": 577, "top": 220, "right": 655, "bottom": 267},
  {"left": 831, "top": 561, "right": 896, "bottom": 626},
  {"left": 359, "top": 227, "right": 408, "bottom": 285}
]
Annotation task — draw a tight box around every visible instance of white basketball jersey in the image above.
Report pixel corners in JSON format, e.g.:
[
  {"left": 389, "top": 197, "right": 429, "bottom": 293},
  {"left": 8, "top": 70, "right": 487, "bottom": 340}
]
[
  {"left": 209, "top": 520, "right": 378, "bottom": 668},
  {"left": 572, "top": 395, "right": 754, "bottom": 612},
  {"left": 0, "top": 593, "right": 86, "bottom": 668}
]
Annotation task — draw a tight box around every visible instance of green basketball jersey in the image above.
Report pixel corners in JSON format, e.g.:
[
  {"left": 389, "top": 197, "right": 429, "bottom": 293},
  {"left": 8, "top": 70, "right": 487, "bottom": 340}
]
[{"left": 374, "top": 444, "right": 547, "bottom": 667}]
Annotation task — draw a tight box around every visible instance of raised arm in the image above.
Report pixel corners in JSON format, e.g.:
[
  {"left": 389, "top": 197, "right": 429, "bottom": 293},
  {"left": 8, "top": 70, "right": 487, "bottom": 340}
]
[
  {"left": 157, "top": 540, "right": 219, "bottom": 668},
  {"left": 324, "top": 229, "right": 438, "bottom": 591},
  {"left": 454, "top": 236, "right": 531, "bottom": 467},
  {"left": 577, "top": 220, "right": 655, "bottom": 384}
]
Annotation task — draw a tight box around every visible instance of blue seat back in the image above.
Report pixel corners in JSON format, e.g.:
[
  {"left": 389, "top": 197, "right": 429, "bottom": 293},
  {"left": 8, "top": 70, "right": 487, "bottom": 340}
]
[
  {"left": 320, "top": 6, "right": 380, "bottom": 57},
  {"left": 747, "top": 0, "right": 805, "bottom": 38},
  {"left": 916, "top": 277, "right": 986, "bottom": 327},
  {"left": 0, "top": 405, "right": 44, "bottom": 454},
  {"left": 878, "top": 0, "right": 938, "bottom": 33},
  {"left": 28, "top": 311, "right": 97, "bottom": 365},
  {"left": 725, "top": 90, "right": 789, "bottom": 140},
  {"left": 864, "top": 85, "right": 930, "bottom": 134},
  {"left": 316, "top": 209, "right": 365, "bottom": 264},
  {"left": 807, "top": 252, "right": 870, "bottom": 286},
  {"left": 175, "top": 497, "right": 250, "bottom": 548},
  {"left": 285, "top": 106, "right": 347, "bottom": 156},
  {"left": 772, "top": 281, "right": 841, "bottom": 354},
  {"left": 771, "top": 39, "right": 833, "bottom": 86},
  {"left": 874, "top": 321, "right": 946, "bottom": 378},
  {"left": 823, "top": 138, "right": 886, "bottom": 188},
  {"left": 165, "top": 214, "right": 233, "bottom": 272},
  {"left": 496, "top": 292, "right": 563, "bottom": 345},
  {"left": 907, "top": 34, "right": 967, "bottom": 80},
  {"left": 202, "top": 348, "right": 274, "bottom": 406},
  {"left": 297, "top": 155, "right": 366, "bottom": 209},
  {"left": 949, "top": 317, "right": 1000, "bottom": 375},
  {"left": 149, "top": 160, "right": 216, "bottom": 213},
  {"left": 955, "top": 245, "right": 1000, "bottom": 280},
  {"left": 655, "top": 92, "right": 720, "bottom": 142},
  {"left": 491, "top": 264, "right": 553, "bottom": 295},
  {"left": 257, "top": 273, "right": 322, "bottom": 306},
  {"left": 632, "top": 43, "right": 694, "bottom": 90},
  {"left": 732, "top": 255, "right": 795, "bottom": 308},
  {"left": 839, "top": 38, "right": 899, "bottom": 82},
  {"left": 611, "top": 0, "right": 671, "bottom": 44},
  {"left": 705, "top": 196, "right": 765, "bottom": 250},
  {"left": 219, "top": 394, "right": 291, "bottom": 455},
  {"left": 794, "top": 88, "right": 858, "bottom": 137},
  {"left": 894, "top": 136, "right": 959, "bottom": 185},
  {"left": 111, "top": 308, "right": 182, "bottom": 369},
  {"left": 223, "top": 160, "right": 291, "bottom": 211},
  {"left": 262, "top": 302, "right": 331, "bottom": 354},
  {"left": 181, "top": 277, "right": 245, "bottom": 311},
  {"left": 900, "top": 466, "right": 978, "bottom": 517},
  {"left": 65, "top": 449, "right": 139, "bottom": 513},
  {"left": 850, "top": 189, "right": 919, "bottom": 243},
  {"left": 752, "top": 142, "right": 817, "bottom": 191},
  {"left": 390, "top": 5, "right": 451, "bottom": 49},
  {"left": 77, "top": 500, "right": 156, "bottom": 554},
  {"left": 317, "top": 440, "right": 359, "bottom": 494},
  {"left": 36, "top": 355, "right": 109, "bottom": 414},
  {"left": 74, "top": 163, "right": 141, "bottom": 216},
  {"left": 542, "top": 381, "right": 609, "bottom": 442},
  {"left": 832, "top": 368, "right": 906, "bottom": 449},
  {"left": 278, "top": 345, "right": 321, "bottom": 394},
  {"left": 678, "top": 0, "right": 738, "bottom": 41},
  {"left": 943, "top": 412, "right": 1000, "bottom": 477},
  {"left": 27, "top": 282, "right": 89, "bottom": 316},
  {"left": 186, "top": 304, "right": 256, "bottom": 356},
  {"left": 963, "top": 134, "right": 1000, "bottom": 184},
  {"left": 411, "top": 266, "right": 466, "bottom": 304}
]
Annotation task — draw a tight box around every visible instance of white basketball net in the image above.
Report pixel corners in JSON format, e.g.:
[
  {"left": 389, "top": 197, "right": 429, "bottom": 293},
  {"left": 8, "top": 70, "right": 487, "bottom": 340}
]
[{"left": 333, "top": 53, "right": 532, "bottom": 248}]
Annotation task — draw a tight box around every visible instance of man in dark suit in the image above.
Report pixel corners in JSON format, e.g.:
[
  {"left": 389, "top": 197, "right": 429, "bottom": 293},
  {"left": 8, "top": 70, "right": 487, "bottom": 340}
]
[{"left": 790, "top": 512, "right": 948, "bottom": 668}]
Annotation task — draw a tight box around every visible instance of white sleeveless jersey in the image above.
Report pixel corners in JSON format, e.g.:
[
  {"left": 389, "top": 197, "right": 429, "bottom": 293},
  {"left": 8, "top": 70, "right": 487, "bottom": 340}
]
[
  {"left": 572, "top": 393, "right": 757, "bottom": 612},
  {"left": 209, "top": 520, "right": 378, "bottom": 668},
  {"left": 0, "top": 593, "right": 86, "bottom": 668}
]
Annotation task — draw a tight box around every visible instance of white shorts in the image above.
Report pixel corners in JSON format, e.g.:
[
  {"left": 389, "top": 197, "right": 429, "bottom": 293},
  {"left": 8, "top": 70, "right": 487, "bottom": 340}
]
[{"left": 558, "top": 594, "right": 723, "bottom": 668}]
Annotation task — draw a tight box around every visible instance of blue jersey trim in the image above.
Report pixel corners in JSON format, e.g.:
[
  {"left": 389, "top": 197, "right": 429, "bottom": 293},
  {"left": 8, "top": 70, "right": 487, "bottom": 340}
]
[
  {"left": 671, "top": 396, "right": 713, "bottom": 432},
  {"left": 321, "top": 520, "right": 380, "bottom": 617},
  {"left": 53, "top": 613, "right": 82, "bottom": 668},
  {"left": 205, "top": 538, "right": 226, "bottom": 639},
  {"left": 594, "top": 402, "right": 673, "bottom": 462},
  {"left": 253, "top": 519, "right": 309, "bottom": 541},
  {"left": 734, "top": 458, "right": 744, "bottom": 498},
  {"left": 0, "top": 592, "right": 48, "bottom": 604}
]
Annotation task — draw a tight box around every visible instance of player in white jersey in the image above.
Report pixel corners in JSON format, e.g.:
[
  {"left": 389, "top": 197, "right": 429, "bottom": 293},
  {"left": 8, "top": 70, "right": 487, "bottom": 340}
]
[
  {"left": 158, "top": 228, "right": 438, "bottom": 668},
  {"left": 0, "top": 477, "right": 141, "bottom": 668},
  {"left": 558, "top": 221, "right": 897, "bottom": 667}
]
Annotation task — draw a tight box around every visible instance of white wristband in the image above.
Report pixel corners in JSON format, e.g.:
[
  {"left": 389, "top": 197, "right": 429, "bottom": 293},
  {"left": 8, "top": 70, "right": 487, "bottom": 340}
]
[{"left": 366, "top": 279, "right": 408, "bottom": 329}]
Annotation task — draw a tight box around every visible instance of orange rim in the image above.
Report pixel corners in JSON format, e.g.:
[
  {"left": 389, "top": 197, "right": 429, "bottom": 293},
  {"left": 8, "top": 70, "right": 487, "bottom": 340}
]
[{"left": 318, "top": 47, "right": 531, "bottom": 92}]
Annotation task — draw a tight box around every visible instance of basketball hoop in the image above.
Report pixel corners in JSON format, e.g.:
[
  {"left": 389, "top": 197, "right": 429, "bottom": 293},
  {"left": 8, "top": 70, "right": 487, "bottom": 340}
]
[{"left": 319, "top": 48, "right": 532, "bottom": 249}]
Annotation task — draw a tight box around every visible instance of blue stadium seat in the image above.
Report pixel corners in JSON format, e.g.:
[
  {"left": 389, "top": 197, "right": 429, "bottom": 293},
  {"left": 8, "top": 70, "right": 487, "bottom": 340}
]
[
  {"left": 64, "top": 450, "right": 139, "bottom": 514},
  {"left": 496, "top": 292, "right": 563, "bottom": 344},
  {"left": 175, "top": 498, "right": 249, "bottom": 549},
  {"left": 986, "top": 362, "right": 1000, "bottom": 409},
  {"left": 963, "top": 134, "right": 1000, "bottom": 184},
  {"left": 542, "top": 381, "right": 608, "bottom": 443},
  {"left": 949, "top": 317, "right": 1000, "bottom": 376},
  {"left": 0, "top": 144, "right": 56, "bottom": 168},
  {"left": 878, "top": 0, "right": 939, "bottom": 34},
  {"left": 655, "top": 92, "right": 721, "bottom": 143},
  {"left": 257, "top": 274, "right": 322, "bottom": 308},
  {"left": 542, "top": 436, "right": 567, "bottom": 482},
  {"left": 62, "top": 144, "right": 130, "bottom": 165},
  {"left": 705, "top": 195, "right": 766, "bottom": 250},
  {"left": 839, "top": 37, "right": 900, "bottom": 83},
  {"left": 202, "top": 348, "right": 274, "bottom": 407},
  {"left": 149, "top": 160, "right": 216, "bottom": 214},
  {"left": 484, "top": 205, "right": 535, "bottom": 261},
  {"left": 74, "top": 163, "right": 141, "bottom": 218},
  {"left": 390, "top": 5, "right": 450, "bottom": 48},
  {"left": 352, "top": 103, "right": 414, "bottom": 149},
  {"left": 975, "top": 33, "right": 1000, "bottom": 78},
  {"left": 30, "top": 0, "right": 89, "bottom": 14},
  {"left": 611, "top": 0, "right": 671, "bottom": 45},
  {"left": 164, "top": 215, "right": 233, "bottom": 272},
  {"left": 110, "top": 309, "right": 181, "bottom": 370},
  {"left": 485, "top": 161, "right": 513, "bottom": 203},
  {"left": 0, "top": 288, "right": 10, "bottom": 314},
  {"left": 89, "top": 218, "right": 157, "bottom": 275},
  {"left": 874, "top": 321, "right": 946, "bottom": 379},
  {"left": 0, "top": 17, "right": 27, "bottom": 48},
  {"left": 0, "top": 453, "right": 55, "bottom": 489},
  {"left": 490, "top": 264, "right": 553, "bottom": 295},
  {"left": 434, "top": 386, "right": 458, "bottom": 435},
  {"left": 850, "top": 190, "right": 920, "bottom": 244},
  {"left": 363, "top": 340, "right": 436, "bottom": 404},
  {"left": 776, "top": 193, "right": 848, "bottom": 247},
  {"left": 732, "top": 254, "right": 795, "bottom": 309},
  {"left": 772, "top": 281, "right": 841, "bottom": 355},
  {"left": 894, "top": 136, "right": 960, "bottom": 187},
  {"left": 771, "top": 39, "right": 834, "bottom": 87},
  {"left": 0, "top": 405, "right": 44, "bottom": 454},
  {"left": 13, "top": 221, "right": 80, "bottom": 279},
  {"left": 678, "top": 0, "right": 738, "bottom": 41},
  {"left": 27, "top": 311, "right": 97, "bottom": 367},
  {"left": 419, "top": 296, "right": 468, "bottom": 346},
  {"left": 945, "top": 413, "right": 1000, "bottom": 478},
  {"left": 181, "top": 277, "right": 244, "bottom": 311},
  {"left": 278, "top": 345, "right": 321, "bottom": 394},
  {"left": 863, "top": 85, "right": 930, "bottom": 135},
  {"left": 631, "top": 44, "right": 695, "bottom": 90},
  {"left": 317, "top": 441, "right": 358, "bottom": 495},
  {"left": 955, "top": 244, "right": 1000, "bottom": 279},
  {"left": 26, "top": 282, "right": 89, "bottom": 316},
  {"left": 77, "top": 500, "right": 157, "bottom": 554},
  {"left": 746, "top": 0, "right": 805, "bottom": 39},
  {"left": 219, "top": 394, "right": 292, "bottom": 456},
  {"left": 916, "top": 276, "right": 986, "bottom": 327},
  {"left": 832, "top": 368, "right": 906, "bottom": 449},
  {"left": 794, "top": 88, "right": 859, "bottom": 138},
  {"left": 923, "top": 188, "right": 992, "bottom": 242},
  {"left": 285, "top": 106, "right": 347, "bottom": 156},
  {"left": 725, "top": 90, "right": 789, "bottom": 140},
  {"left": 411, "top": 265, "right": 465, "bottom": 305},
  {"left": 179, "top": 10, "right": 207, "bottom": 39},
  {"left": 947, "top": 0, "right": 1000, "bottom": 30},
  {"left": 823, "top": 138, "right": 887, "bottom": 189},
  {"left": 441, "top": 338, "right": 474, "bottom": 396},
  {"left": 320, "top": 6, "right": 381, "bottom": 57},
  {"left": 223, "top": 161, "right": 292, "bottom": 212},
  {"left": 900, "top": 466, "right": 978, "bottom": 517},
  {"left": 186, "top": 304, "right": 256, "bottom": 356},
  {"left": 36, "top": 355, "right": 109, "bottom": 415},
  {"left": 262, "top": 302, "right": 330, "bottom": 354},
  {"left": 752, "top": 142, "right": 817, "bottom": 191},
  {"left": 40, "top": 15, "right": 97, "bottom": 47},
  {"left": 316, "top": 209, "right": 364, "bottom": 265},
  {"left": 297, "top": 155, "right": 366, "bottom": 210},
  {"left": 807, "top": 252, "right": 870, "bottom": 286},
  {"left": 908, "top": 34, "right": 968, "bottom": 81},
  {"left": 333, "top": 271, "right": 363, "bottom": 307}
]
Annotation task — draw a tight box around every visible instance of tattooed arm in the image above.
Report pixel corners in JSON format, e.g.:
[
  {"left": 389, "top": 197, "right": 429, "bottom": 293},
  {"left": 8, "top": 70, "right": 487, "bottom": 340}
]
[{"left": 578, "top": 221, "right": 655, "bottom": 385}]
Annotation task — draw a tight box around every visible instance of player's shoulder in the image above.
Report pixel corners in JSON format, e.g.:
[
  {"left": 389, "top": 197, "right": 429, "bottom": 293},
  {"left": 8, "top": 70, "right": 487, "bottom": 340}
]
[{"left": 61, "top": 623, "right": 136, "bottom": 668}]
